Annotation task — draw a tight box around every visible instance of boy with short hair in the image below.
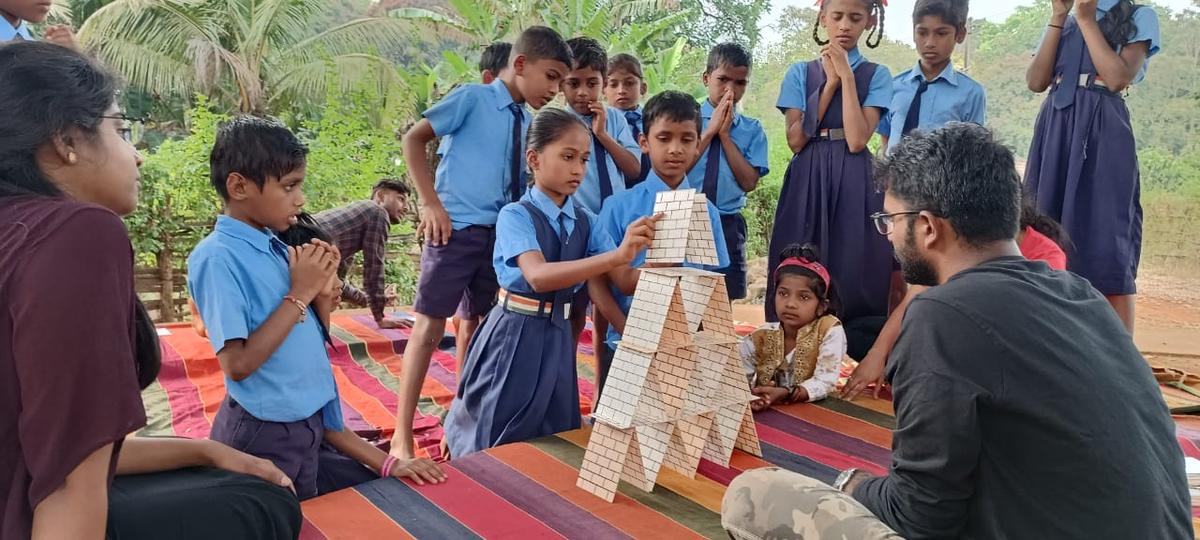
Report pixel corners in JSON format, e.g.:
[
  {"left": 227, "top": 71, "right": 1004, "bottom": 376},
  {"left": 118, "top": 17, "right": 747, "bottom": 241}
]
[
  {"left": 590, "top": 90, "right": 730, "bottom": 401},
  {"left": 685, "top": 42, "right": 769, "bottom": 301},
  {"left": 478, "top": 41, "right": 512, "bottom": 84},
  {"left": 878, "top": 0, "right": 985, "bottom": 153},
  {"left": 562, "top": 36, "right": 641, "bottom": 215},
  {"left": 605, "top": 53, "right": 650, "bottom": 187},
  {"left": 188, "top": 116, "right": 444, "bottom": 499},
  {"left": 393, "top": 26, "right": 572, "bottom": 459}
]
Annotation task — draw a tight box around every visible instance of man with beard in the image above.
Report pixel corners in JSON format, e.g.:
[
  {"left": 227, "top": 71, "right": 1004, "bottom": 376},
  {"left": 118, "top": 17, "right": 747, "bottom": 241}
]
[
  {"left": 720, "top": 123, "right": 1190, "bottom": 540},
  {"left": 315, "top": 178, "right": 410, "bottom": 329}
]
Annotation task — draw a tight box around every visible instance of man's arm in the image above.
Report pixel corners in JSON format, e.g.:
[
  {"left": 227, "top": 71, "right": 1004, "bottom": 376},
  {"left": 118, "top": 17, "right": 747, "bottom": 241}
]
[
  {"left": 851, "top": 299, "right": 985, "bottom": 538},
  {"left": 362, "top": 208, "right": 391, "bottom": 321}
]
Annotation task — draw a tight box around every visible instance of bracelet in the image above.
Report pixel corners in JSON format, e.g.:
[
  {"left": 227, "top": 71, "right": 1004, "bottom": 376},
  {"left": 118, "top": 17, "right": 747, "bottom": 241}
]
[
  {"left": 282, "top": 295, "right": 307, "bottom": 323},
  {"left": 380, "top": 455, "right": 397, "bottom": 478},
  {"left": 1048, "top": 23, "right": 1064, "bottom": 29}
]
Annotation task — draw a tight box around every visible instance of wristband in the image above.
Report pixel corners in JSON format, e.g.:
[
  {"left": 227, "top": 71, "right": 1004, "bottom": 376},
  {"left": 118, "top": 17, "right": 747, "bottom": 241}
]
[
  {"left": 283, "top": 295, "right": 307, "bottom": 323},
  {"left": 380, "top": 455, "right": 397, "bottom": 478},
  {"left": 1048, "top": 23, "right": 1064, "bottom": 29}
]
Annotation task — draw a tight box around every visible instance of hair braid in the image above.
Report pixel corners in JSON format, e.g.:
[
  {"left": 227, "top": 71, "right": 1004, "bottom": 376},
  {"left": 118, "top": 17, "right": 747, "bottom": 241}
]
[
  {"left": 812, "top": 9, "right": 829, "bottom": 45},
  {"left": 867, "top": 0, "right": 886, "bottom": 48}
]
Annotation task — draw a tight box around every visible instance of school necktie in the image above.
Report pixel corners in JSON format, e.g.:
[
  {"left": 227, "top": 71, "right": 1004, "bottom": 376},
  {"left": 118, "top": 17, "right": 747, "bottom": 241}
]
[
  {"left": 1052, "top": 18, "right": 1084, "bottom": 110},
  {"left": 508, "top": 103, "right": 523, "bottom": 202},
  {"left": 901, "top": 79, "right": 930, "bottom": 136},
  {"left": 592, "top": 130, "right": 613, "bottom": 202},
  {"left": 557, "top": 212, "right": 570, "bottom": 248},
  {"left": 702, "top": 139, "right": 722, "bottom": 203},
  {"left": 624, "top": 110, "right": 650, "bottom": 186}
]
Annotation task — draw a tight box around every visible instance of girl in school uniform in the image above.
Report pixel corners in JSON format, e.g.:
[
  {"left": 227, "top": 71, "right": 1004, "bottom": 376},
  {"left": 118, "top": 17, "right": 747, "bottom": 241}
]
[
  {"left": 743, "top": 244, "right": 846, "bottom": 411},
  {"left": 1025, "top": 0, "right": 1161, "bottom": 332},
  {"left": 768, "top": 0, "right": 894, "bottom": 332},
  {"left": 443, "top": 109, "right": 659, "bottom": 458}
]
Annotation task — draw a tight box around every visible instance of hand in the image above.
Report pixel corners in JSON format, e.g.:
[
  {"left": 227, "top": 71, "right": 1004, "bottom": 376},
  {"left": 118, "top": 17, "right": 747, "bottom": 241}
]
[
  {"left": 589, "top": 101, "right": 607, "bottom": 136},
  {"left": 820, "top": 49, "right": 840, "bottom": 87},
  {"left": 389, "top": 457, "right": 447, "bottom": 486},
  {"left": 717, "top": 90, "right": 735, "bottom": 139},
  {"left": 1074, "top": 0, "right": 1096, "bottom": 21},
  {"left": 822, "top": 42, "right": 854, "bottom": 81},
  {"left": 1052, "top": 0, "right": 1075, "bottom": 17},
  {"left": 43, "top": 25, "right": 80, "bottom": 51},
  {"left": 842, "top": 351, "right": 887, "bottom": 401},
  {"left": 417, "top": 200, "right": 452, "bottom": 247},
  {"left": 616, "top": 213, "right": 662, "bottom": 264},
  {"left": 377, "top": 318, "right": 412, "bottom": 329},
  {"left": 203, "top": 440, "right": 295, "bottom": 494},
  {"left": 288, "top": 243, "right": 337, "bottom": 303},
  {"left": 703, "top": 98, "right": 729, "bottom": 140},
  {"left": 750, "top": 386, "right": 790, "bottom": 411}
]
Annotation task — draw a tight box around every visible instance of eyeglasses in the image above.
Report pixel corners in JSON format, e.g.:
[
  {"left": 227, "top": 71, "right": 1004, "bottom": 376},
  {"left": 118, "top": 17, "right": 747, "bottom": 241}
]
[
  {"left": 99, "top": 114, "right": 146, "bottom": 144},
  {"left": 869, "top": 211, "right": 922, "bottom": 235}
]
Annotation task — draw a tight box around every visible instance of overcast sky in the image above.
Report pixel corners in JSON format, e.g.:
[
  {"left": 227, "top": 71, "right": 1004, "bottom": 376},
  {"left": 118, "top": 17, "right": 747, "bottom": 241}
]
[{"left": 760, "top": 0, "right": 1196, "bottom": 47}]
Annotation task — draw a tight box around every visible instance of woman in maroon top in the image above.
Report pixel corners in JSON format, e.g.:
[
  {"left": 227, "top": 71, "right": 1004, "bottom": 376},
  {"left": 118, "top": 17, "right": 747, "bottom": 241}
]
[{"left": 0, "top": 42, "right": 300, "bottom": 539}]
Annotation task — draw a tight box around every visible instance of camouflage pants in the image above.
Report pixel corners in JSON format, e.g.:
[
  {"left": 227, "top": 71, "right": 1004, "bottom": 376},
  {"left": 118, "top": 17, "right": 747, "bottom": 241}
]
[{"left": 721, "top": 467, "right": 902, "bottom": 540}]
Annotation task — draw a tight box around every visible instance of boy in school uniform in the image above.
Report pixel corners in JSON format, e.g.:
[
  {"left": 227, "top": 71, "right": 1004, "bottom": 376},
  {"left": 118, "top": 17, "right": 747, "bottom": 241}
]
[
  {"left": 685, "top": 42, "right": 769, "bottom": 301},
  {"left": 478, "top": 41, "right": 511, "bottom": 84},
  {"left": 605, "top": 53, "right": 650, "bottom": 187},
  {"left": 561, "top": 36, "right": 641, "bottom": 215},
  {"left": 188, "top": 117, "right": 444, "bottom": 499},
  {"left": 392, "top": 26, "right": 572, "bottom": 460},
  {"left": 878, "top": 0, "right": 985, "bottom": 153},
  {"left": 590, "top": 90, "right": 730, "bottom": 402},
  {"left": 0, "top": 0, "right": 77, "bottom": 48}
]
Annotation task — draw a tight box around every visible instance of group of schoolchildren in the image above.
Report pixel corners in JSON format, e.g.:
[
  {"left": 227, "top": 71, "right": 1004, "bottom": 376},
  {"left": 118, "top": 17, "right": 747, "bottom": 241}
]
[{"left": 181, "top": 0, "right": 1162, "bottom": 499}]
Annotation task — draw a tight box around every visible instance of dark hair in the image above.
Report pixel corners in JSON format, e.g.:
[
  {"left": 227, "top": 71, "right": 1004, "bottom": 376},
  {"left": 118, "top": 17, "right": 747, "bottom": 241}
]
[
  {"left": 912, "top": 0, "right": 967, "bottom": 30},
  {"left": 814, "top": 0, "right": 887, "bottom": 48},
  {"left": 1020, "top": 200, "right": 1070, "bottom": 250},
  {"left": 0, "top": 42, "right": 116, "bottom": 198},
  {"left": 209, "top": 115, "right": 308, "bottom": 201},
  {"left": 372, "top": 178, "right": 409, "bottom": 197},
  {"left": 775, "top": 243, "right": 840, "bottom": 317},
  {"left": 642, "top": 91, "right": 701, "bottom": 135},
  {"left": 275, "top": 213, "right": 337, "bottom": 346},
  {"left": 705, "top": 42, "right": 752, "bottom": 73},
  {"left": 566, "top": 36, "right": 608, "bottom": 76},
  {"left": 876, "top": 122, "right": 1021, "bottom": 247},
  {"left": 1099, "top": 0, "right": 1140, "bottom": 51},
  {"left": 513, "top": 26, "right": 573, "bottom": 70},
  {"left": 0, "top": 43, "right": 161, "bottom": 389},
  {"left": 608, "top": 53, "right": 644, "bottom": 79},
  {"left": 479, "top": 41, "right": 512, "bottom": 74}
]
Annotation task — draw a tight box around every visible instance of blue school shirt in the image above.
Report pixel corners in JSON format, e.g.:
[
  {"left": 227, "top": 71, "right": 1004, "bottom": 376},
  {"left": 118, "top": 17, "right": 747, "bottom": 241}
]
[
  {"left": 878, "top": 62, "right": 986, "bottom": 153},
  {"left": 1097, "top": 0, "right": 1162, "bottom": 84},
  {"left": 493, "top": 186, "right": 616, "bottom": 294},
  {"left": 1, "top": 17, "right": 32, "bottom": 41},
  {"left": 425, "top": 79, "right": 531, "bottom": 229},
  {"left": 776, "top": 47, "right": 893, "bottom": 114},
  {"left": 187, "top": 215, "right": 343, "bottom": 431},
  {"left": 596, "top": 171, "right": 730, "bottom": 348},
  {"left": 569, "top": 107, "right": 640, "bottom": 214},
  {"left": 685, "top": 100, "right": 770, "bottom": 215}
]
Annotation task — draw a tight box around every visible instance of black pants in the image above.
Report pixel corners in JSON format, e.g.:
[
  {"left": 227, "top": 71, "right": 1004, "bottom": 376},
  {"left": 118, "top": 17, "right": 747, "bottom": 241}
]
[{"left": 107, "top": 467, "right": 302, "bottom": 540}]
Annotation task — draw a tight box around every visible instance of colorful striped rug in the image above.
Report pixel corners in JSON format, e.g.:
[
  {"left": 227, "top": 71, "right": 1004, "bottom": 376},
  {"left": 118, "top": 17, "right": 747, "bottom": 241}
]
[{"left": 147, "top": 310, "right": 1200, "bottom": 538}]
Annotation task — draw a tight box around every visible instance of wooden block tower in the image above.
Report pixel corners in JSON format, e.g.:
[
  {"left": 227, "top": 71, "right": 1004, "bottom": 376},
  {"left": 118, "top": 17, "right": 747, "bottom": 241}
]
[{"left": 576, "top": 189, "right": 761, "bottom": 502}]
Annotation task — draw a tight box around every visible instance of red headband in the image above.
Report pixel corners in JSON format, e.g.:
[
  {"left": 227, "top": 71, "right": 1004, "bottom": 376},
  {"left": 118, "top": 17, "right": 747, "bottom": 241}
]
[{"left": 774, "top": 257, "right": 832, "bottom": 296}]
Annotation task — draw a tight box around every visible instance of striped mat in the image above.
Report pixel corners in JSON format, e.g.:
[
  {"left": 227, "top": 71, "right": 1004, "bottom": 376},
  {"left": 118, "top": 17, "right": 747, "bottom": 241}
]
[{"left": 146, "top": 310, "right": 1200, "bottom": 538}]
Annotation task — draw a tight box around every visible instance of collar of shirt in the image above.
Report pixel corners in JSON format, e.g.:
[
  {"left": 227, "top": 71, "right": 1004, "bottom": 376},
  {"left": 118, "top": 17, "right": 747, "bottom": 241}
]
[
  {"left": 908, "top": 60, "right": 960, "bottom": 86},
  {"left": 488, "top": 78, "right": 521, "bottom": 111},
  {"left": 622, "top": 105, "right": 643, "bottom": 123},
  {"left": 638, "top": 169, "right": 678, "bottom": 194},
  {"left": 700, "top": 99, "right": 743, "bottom": 128},
  {"left": 1, "top": 17, "right": 32, "bottom": 41},
  {"left": 525, "top": 185, "right": 577, "bottom": 223},
  {"left": 214, "top": 214, "right": 286, "bottom": 256},
  {"left": 847, "top": 47, "right": 866, "bottom": 69}
]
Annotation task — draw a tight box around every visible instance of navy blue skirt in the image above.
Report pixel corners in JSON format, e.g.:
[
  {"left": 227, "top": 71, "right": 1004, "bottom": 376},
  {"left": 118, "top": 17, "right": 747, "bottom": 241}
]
[
  {"left": 766, "top": 140, "right": 894, "bottom": 322},
  {"left": 443, "top": 304, "right": 581, "bottom": 457},
  {"left": 1026, "top": 88, "right": 1141, "bottom": 295}
]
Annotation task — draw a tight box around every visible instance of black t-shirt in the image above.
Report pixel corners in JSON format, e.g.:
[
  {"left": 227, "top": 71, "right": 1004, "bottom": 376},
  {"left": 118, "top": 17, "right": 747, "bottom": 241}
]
[{"left": 853, "top": 257, "right": 1191, "bottom": 539}]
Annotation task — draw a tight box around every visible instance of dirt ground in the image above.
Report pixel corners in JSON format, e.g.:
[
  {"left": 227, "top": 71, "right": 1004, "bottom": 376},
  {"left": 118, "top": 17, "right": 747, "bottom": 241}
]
[{"left": 734, "top": 261, "right": 1199, "bottom": 367}]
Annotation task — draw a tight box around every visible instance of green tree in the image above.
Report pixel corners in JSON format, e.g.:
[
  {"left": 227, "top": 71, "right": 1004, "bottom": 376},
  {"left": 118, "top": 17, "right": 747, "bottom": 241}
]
[
  {"left": 78, "top": 0, "right": 421, "bottom": 113},
  {"left": 675, "top": 0, "right": 770, "bottom": 48}
]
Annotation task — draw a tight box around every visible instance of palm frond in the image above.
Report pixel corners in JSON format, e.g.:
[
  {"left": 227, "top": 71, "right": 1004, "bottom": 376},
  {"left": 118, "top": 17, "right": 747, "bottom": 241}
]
[
  {"left": 282, "top": 16, "right": 435, "bottom": 63},
  {"left": 270, "top": 53, "right": 404, "bottom": 109},
  {"left": 88, "top": 38, "right": 194, "bottom": 96}
]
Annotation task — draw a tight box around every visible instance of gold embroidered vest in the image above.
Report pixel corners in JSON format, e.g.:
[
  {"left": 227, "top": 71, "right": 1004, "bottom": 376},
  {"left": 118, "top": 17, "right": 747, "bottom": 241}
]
[{"left": 751, "top": 315, "right": 840, "bottom": 387}]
